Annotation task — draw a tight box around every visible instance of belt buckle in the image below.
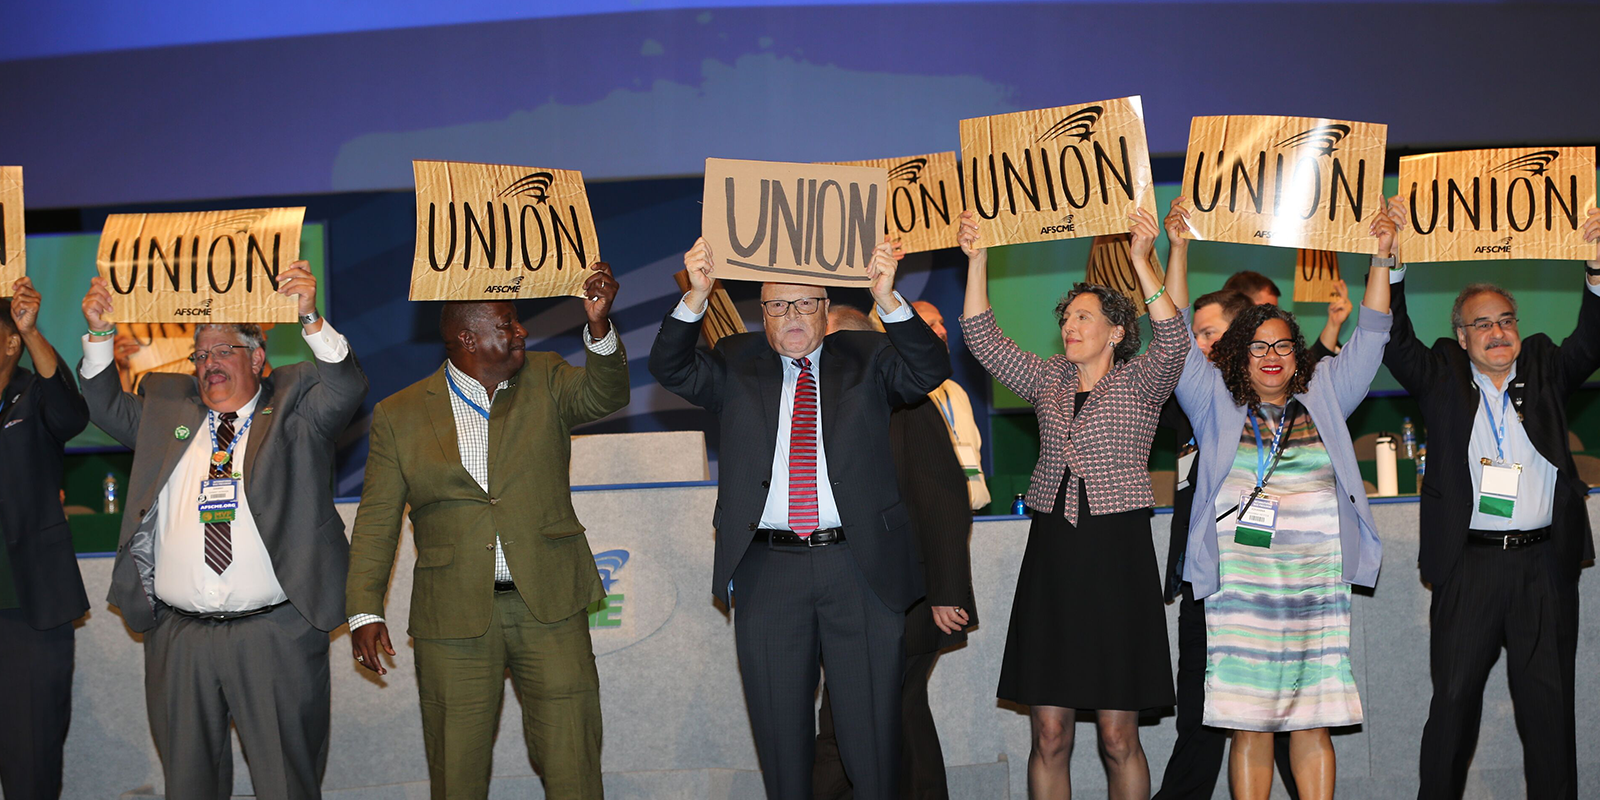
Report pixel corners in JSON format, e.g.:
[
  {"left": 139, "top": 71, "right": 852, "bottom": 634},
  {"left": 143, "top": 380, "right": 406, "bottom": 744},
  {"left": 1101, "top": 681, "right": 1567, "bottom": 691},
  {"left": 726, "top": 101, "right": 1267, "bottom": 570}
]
[
  {"left": 805, "top": 531, "right": 825, "bottom": 548},
  {"left": 1504, "top": 534, "right": 1512, "bottom": 551}
]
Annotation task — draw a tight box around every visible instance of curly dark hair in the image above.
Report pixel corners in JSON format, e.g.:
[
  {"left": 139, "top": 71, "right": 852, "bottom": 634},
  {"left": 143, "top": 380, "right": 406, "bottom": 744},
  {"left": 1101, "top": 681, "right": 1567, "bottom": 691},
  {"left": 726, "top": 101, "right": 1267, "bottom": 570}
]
[
  {"left": 1054, "top": 283, "right": 1140, "bottom": 364},
  {"left": 1210, "top": 303, "right": 1315, "bottom": 409}
]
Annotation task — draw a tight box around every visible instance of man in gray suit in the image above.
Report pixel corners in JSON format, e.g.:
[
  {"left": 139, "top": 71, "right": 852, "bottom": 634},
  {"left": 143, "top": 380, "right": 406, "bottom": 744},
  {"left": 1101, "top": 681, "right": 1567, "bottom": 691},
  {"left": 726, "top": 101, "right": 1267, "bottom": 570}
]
[{"left": 78, "top": 263, "right": 367, "bottom": 800}]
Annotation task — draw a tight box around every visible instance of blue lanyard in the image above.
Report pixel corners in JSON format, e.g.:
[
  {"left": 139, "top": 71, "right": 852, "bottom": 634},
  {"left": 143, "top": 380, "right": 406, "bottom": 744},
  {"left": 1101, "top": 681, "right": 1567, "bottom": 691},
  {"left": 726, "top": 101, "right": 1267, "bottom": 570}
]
[
  {"left": 1480, "top": 387, "right": 1511, "bottom": 463},
  {"left": 444, "top": 368, "right": 491, "bottom": 421},
  {"left": 1248, "top": 406, "right": 1291, "bottom": 488},
  {"left": 208, "top": 410, "right": 253, "bottom": 466},
  {"left": 935, "top": 389, "right": 956, "bottom": 430}
]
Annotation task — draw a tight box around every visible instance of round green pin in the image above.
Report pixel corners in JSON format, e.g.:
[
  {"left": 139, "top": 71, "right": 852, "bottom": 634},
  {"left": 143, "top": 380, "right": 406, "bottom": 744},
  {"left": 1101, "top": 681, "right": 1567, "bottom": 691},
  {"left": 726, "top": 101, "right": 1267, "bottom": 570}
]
[{"left": 175, "top": 425, "right": 191, "bottom": 440}]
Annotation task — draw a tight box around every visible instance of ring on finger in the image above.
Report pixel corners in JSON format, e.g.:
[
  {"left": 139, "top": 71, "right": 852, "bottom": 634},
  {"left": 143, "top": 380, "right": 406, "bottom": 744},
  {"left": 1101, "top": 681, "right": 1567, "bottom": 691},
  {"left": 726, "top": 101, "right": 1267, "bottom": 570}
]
[{"left": 355, "top": 654, "right": 365, "bottom": 662}]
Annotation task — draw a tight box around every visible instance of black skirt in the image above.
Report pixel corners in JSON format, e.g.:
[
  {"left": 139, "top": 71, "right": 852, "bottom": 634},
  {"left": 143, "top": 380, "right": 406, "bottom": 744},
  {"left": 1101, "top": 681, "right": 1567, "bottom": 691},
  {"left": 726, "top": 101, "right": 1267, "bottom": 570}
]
[{"left": 996, "top": 472, "right": 1175, "bottom": 711}]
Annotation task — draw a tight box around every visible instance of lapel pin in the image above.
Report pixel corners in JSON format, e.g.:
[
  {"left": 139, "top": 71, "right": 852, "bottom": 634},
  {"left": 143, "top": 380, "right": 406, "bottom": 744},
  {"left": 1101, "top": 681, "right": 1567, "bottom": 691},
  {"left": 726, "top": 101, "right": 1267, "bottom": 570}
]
[
  {"left": 261, "top": 407, "right": 273, "bottom": 415},
  {"left": 174, "top": 425, "right": 191, "bottom": 440}
]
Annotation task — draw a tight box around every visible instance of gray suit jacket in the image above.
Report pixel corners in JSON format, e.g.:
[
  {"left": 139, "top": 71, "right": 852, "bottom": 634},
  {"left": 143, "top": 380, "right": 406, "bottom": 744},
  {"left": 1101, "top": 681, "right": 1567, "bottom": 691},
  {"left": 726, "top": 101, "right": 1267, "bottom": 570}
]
[
  {"left": 1175, "top": 305, "right": 1391, "bottom": 600},
  {"left": 81, "top": 351, "right": 368, "bottom": 633}
]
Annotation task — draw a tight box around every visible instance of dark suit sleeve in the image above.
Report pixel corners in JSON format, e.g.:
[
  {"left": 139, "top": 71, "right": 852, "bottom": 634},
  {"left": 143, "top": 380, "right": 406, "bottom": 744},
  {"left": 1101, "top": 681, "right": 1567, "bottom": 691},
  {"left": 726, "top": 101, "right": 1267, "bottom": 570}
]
[
  {"left": 552, "top": 340, "right": 631, "bottom": 427},
  {"left": 297, "top": 350, "right": 370, "bottom": 440},
  {"left": 878, "top": 314, "right": 953, "bottom": 407},
  {"left": 1382, "top": 275, "right": 1448, "bottom": 395},
  {"left": 1555, "top": 282, "right": 1600, "bottom": 394},
  {"left": 1307, "top": 338, "right": 1336, "bottom": 364},
  {"left": 77, "top": 359, "right": 143, "bottom": 448},
  {"left": 35, "top": 361, "right": 90, "bottom": 444},
  {"left": 347, "top": 402, "right": 406, "bottom": 619},
  {"left": 648, "top": 313, "right": 726, "bottom": 414},
  {"left": 892, "top": 402, "right": 974, "bottom": 613}
]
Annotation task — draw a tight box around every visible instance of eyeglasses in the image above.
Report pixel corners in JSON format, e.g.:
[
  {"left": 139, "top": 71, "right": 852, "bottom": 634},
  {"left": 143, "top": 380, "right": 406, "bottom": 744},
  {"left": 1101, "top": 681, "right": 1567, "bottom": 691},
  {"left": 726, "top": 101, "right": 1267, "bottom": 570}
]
[
  {"left": 761, "top": 297, "right": 827, "bottom": 317},
  {"left": 1247, "top": 339, "right": 1296, "bottom": 358},
  {"left": 188, "top": 344, "right": 252, "bottom": 364},
  {"left": 1458, "top": 316, "right": 1518, "bottom": 334}
]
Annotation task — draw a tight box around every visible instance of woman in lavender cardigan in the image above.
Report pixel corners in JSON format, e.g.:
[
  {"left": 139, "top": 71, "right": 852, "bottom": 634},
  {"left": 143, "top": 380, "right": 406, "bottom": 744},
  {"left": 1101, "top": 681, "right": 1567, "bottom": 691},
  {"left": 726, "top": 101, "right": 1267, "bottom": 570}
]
[
  {"left": 1170, "top": 199, "right": 1403, "bottom": 800},
  {"left": 957, "top": 209, "right": 1189, "bottom": 800}
]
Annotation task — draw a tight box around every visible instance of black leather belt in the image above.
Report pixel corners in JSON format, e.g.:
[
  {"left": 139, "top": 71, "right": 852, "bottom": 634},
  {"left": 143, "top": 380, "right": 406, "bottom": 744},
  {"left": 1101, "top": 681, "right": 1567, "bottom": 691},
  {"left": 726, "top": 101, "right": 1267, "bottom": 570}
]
[
  {"left": 754, "top": 528, "right": 845, "bottom": 547},
  {"left": 1468, "top": 528, "right": 1550, "bottom": 550},
  {"left": 168, "top": 600, "right": 288, "bottom": 622},
  {"left": 494, "top": 581, "right": 517, "bottom": 592}
]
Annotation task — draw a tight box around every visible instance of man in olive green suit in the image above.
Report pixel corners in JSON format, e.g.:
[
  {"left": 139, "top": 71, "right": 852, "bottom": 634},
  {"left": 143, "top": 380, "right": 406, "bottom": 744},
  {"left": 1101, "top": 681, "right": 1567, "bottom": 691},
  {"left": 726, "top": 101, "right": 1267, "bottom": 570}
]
[{"left": 346, "top": 264, "right": 628, "bottom": 800}]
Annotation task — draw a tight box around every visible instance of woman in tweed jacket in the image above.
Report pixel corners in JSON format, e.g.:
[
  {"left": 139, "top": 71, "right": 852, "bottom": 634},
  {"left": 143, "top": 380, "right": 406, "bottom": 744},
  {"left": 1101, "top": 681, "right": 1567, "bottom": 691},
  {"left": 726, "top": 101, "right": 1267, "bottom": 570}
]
[{"left": 957, "top": 209, "right": 1189, "bottom": 800}]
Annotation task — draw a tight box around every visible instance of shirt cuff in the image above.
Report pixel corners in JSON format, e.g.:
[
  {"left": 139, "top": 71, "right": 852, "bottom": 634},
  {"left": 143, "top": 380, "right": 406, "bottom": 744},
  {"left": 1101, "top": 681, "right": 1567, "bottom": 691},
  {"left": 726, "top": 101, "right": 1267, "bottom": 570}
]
[
  {"left": 1388, "top": 264, "right": 1407, "bottom": 284},
  {"left": 582, "top": 324, "right": 620, "bottom": 355},
  {"left": 80, "top": 334, "right": 116, "bottom": 379},
  {"left": 348, "top": 613, "right": 384, "bottom": 631},
  {"left": 1585, "top": 278, "right": 1600, "bottom": 298},
  {"left": 302, "top": 320, "right": 351, "bottom": 362},
  {"left": 671, "top": 292, "right": 707, "bottom": 323},
  {"left": 877, "top": 291, "right": 913, "bottom": 323}
]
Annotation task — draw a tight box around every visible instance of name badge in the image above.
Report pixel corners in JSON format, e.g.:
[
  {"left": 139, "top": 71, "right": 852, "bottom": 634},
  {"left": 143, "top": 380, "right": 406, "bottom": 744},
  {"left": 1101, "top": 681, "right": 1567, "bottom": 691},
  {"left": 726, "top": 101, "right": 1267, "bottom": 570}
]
[
  {"left": 199, "top": 478, "right": 239, "bottom": 524},
  {"left": 1478, "top": 460, "right": 1520, "bottom": 519},
  {"left": 1235, "top": 491, "right": 1279, "bottom": 548}
]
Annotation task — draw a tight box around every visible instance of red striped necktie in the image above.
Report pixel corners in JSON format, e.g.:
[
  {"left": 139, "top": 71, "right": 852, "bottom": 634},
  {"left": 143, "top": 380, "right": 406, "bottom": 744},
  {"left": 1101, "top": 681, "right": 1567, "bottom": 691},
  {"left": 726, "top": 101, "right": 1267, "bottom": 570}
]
[
  {"left": 203, "top": 411, "right": 237, "bottom": 574},
  {"left": 788, "top": 357, "right": 819, "bottom": 536}
]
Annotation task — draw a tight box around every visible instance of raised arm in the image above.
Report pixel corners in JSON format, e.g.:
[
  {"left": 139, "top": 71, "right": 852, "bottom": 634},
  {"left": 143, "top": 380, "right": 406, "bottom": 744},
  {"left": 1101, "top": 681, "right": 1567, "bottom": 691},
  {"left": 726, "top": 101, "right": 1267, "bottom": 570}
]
[
  {"left": 1161, "top": 197, "right": 1193, "bottom": 309},
  {"left": 648, "top": 239, "right": 728, "bottom": 413},
  {"left": 275, "top": 264, "right": 369, "bottom": 438},
  {"left": 1318, "top": 197, "right": 1399, "bottom": 416},
  {"left": 78, "top": 276, "right": 142, "bottom": 446},
  {"left": 10, "top": 278, "right": 88, "bottom": 441},
  {"left": 954, "top": 209, "right": 1055, "bottom": 402},
  {"left": 1556, "top": 208, "right": 1600, "bottom": 392},
  {"left": 1128, "top": 208, "right": 1176, "bottom": 322},
  {"left": 1378, "top": 198, "right": 1448, "bottom": 394},
  {"left": 554, "top": 263, "right": 631, "bottom": 425}
]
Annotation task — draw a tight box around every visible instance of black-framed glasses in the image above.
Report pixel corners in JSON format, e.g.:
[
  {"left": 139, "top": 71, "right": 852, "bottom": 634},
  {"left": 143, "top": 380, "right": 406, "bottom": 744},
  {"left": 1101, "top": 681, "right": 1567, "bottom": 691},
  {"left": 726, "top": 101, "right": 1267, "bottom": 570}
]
[
  {"left": 188, "top": 344, "right": 252, "bottom": 364},
  {"left": 761, "top": 297, "right": 827, "bottom": 317},
  {"left": 1247, "top": 338, "right": 1295, "bottom": 358},
  {"left": 1458, "top": 316, "right": 1518, "bottom": 334}
]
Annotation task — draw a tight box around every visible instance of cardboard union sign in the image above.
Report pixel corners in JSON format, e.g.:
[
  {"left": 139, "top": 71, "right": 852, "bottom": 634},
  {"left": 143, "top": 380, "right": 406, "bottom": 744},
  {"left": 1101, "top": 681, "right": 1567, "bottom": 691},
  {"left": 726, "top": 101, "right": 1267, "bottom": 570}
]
[
  {"left": 702, "top": 157, "right": 887, "bottom": 288},
  {"left": 0, "top": 167, "right": 23, "bottom": 296},
  {"left": 959, "top": 96, "right": 1157, "bottom": 248},
  {"left": 97, "top": 207, "right": 304, "bottom": 323},
  {"left": 1085, "top": 234, "right": 1163, "bottom": 318},
  {"left": 829, "top": 152, "right": 962, "bottom": 255},
  {"left": 1293, "top": 250, "right": 1342, "bottom": 303},
  {"left": 1398, "top": 147, "right": 1597, "bottom": 263},
  {"left": 411, "top": 160, "right": 599, "bottom": 301},
  {"left": 1181, "top": 115, "right": 1388, "bottom": 254},
  {"left": 672, "top": 271, "right": 746, "bottom": 349}
]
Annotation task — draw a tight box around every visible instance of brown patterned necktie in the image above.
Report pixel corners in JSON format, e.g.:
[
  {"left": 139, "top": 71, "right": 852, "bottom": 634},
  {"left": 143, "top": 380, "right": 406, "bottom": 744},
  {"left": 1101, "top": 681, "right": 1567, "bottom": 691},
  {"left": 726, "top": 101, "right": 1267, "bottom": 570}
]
[{"left": 203, "top": 411, "right": 238, "bottom": 574}]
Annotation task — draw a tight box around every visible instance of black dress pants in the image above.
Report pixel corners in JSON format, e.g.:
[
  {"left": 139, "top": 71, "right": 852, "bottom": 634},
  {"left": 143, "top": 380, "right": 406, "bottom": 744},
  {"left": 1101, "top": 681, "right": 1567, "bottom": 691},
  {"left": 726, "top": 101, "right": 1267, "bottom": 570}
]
[
  {"left": 734, "top": 541, "right": 906, "bottom": 800},
  {"left": 1153, "top": 584, "right": 1299, "bottom": 800},
  {"left": 1418, "top": 540, "right": 1578, "bottom": 800},
  {"left": 813, "top": 648, "right": 946, "bottom": 800},
  {"left": 0, "top": 608, "right": 75, "bottom": 800}
]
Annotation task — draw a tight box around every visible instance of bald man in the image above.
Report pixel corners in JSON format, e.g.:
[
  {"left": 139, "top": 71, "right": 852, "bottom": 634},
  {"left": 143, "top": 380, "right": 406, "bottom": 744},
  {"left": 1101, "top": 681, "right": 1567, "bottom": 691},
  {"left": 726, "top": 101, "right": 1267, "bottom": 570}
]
[{"left": 346, "top": 265, "right": 628, "bottom": 799}]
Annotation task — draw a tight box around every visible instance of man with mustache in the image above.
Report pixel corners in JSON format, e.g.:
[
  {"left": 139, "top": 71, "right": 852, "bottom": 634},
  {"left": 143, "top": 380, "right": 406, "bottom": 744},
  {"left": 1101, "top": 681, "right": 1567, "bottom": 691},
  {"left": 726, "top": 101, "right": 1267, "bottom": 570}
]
[
  {"left": 650, "top": 239, "right": 950, "bottom": 800},
  {"left": 78, "top": 263, "right": 367, "bottom": 800},
  {"left": 0, "top": 278, "right": 90, "bottom": 800},
  {"left": 345, "top": 264, "right": 626, "bottom": 799},
  {"left": 1385, "top": 205, "right": 1600, "bottom": 800}
]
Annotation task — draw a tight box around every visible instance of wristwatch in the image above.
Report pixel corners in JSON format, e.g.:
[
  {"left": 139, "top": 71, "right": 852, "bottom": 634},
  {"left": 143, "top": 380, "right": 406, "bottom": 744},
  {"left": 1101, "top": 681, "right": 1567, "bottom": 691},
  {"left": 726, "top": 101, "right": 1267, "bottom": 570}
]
[
  {"left": 299, "top": 310, "right": 322, "bottom": 327},
  {"left": 1370, "top": 254, "right": 1397, "bottom": 269},
  {"left": 1584, "top": 264, "right": 1600, "bottom": 277}
]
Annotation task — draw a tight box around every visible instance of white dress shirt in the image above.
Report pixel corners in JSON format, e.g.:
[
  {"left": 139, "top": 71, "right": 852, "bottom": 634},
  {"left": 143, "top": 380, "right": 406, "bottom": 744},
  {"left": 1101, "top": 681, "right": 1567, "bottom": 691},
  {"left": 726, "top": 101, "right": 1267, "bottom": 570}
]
[
  {"left": 348, "top": 324, "right": 618, "bottom": 631},
  {"left": 1467, "top": 361, "right": 1557, "bottom": 531},
  {"left": 80, "top": 322, "right": 351, "bottom": 613},
  {"left": 670, "top": 292, "right": 913, "bottom": 531}
]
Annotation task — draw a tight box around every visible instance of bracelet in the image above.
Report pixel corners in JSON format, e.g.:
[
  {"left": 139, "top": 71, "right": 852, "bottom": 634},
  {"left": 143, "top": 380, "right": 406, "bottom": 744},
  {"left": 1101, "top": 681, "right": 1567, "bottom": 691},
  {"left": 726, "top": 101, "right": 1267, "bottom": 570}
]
[
  {"left": 1143, "top": 285, "right": 1166, "bottom": 306},
  {"left": 87, "top": 328, "right": 116, "bottom": 337}
]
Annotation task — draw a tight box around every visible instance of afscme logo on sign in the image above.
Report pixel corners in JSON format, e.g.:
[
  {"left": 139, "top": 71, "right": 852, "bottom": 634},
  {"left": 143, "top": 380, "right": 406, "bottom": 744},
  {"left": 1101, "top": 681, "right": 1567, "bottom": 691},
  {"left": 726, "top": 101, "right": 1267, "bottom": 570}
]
[{"left": 588, "top": 549, "right": 630, "bottom": 628}]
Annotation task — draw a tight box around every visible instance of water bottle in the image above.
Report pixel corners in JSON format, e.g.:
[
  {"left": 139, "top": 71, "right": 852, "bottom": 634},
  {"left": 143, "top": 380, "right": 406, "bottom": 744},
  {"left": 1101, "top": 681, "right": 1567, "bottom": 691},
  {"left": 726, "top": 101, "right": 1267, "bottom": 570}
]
[
  {"left": 102, "top": 472, "right": 119, "bottom": 514},
  {"left": 1400, "top": 417, "right": 1418, "bottom": 460},
  {"left": 1011, "top": 493, "right": 1027, "bottom": 516}
]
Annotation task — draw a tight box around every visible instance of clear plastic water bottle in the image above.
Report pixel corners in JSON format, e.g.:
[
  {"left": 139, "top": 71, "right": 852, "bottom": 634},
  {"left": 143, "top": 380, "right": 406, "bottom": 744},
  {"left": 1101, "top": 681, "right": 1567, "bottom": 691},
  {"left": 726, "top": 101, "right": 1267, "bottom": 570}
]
[
  {"left": 103, "top": 472, "right": 119, "bottom": 514},
  {"left": 1011, "top": 493, "right": 1027, "bottom": 516},
  {"left": 1400, "top": 417, "right": 1418, "bottom": 460}
]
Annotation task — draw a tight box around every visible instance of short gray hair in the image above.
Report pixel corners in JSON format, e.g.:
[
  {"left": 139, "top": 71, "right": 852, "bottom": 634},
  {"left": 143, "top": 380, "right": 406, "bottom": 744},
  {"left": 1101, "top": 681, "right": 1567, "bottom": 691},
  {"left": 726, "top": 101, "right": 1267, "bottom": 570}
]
[
  {"left": 194, "top": 323, "right": 267, "bottom": 351},
  {"left": 1451, "top": 284, "right": 1517, "bottom": 330}
]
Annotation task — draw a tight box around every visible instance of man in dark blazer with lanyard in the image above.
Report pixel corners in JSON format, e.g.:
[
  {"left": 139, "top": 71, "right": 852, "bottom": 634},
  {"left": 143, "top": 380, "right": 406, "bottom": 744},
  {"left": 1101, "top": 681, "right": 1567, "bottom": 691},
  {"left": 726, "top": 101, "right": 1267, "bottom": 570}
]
[
  {"left": 0, "top": 278, "right": 90, "bottom": 800},
  {"left": 1386, "top": 205, "right": 1600, "bottom": 800},
  {"left": 79, "top": 264, "right": 367, "bottom": 800},
  {"left": 650, "top": 237, "right": 951, "bottom": 800}
]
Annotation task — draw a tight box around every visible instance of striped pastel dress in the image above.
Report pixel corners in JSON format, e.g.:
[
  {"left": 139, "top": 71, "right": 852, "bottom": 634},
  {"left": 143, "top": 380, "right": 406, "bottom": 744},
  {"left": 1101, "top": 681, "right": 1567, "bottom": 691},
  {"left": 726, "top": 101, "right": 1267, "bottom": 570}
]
[{"left": 1205, "top": 402, "right": 1363, "bottom": 731}]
